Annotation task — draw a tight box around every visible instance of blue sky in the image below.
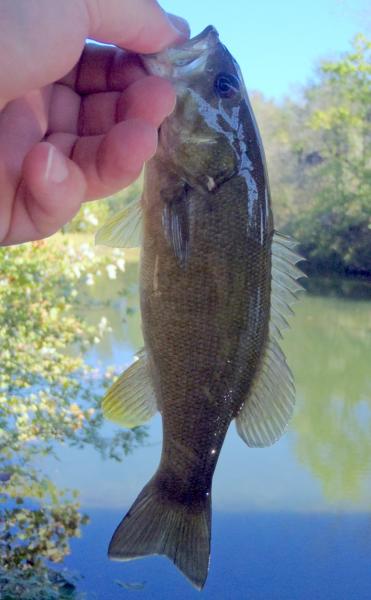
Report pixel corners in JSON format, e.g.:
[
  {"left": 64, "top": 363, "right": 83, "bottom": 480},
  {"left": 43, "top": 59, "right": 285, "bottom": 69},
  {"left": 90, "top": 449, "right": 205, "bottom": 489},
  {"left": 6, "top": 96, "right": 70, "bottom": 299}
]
[{"left": 161, "top": 0, "right": 370, "bottom": 99}]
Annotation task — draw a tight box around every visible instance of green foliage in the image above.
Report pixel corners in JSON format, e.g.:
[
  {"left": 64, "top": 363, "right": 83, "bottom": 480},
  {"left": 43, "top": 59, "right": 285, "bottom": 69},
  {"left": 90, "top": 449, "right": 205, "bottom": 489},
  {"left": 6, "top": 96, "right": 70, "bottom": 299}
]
[
  {"left": 0, "top": 239, "right": 145, "bottom": 459},
  {"left": 1, "top": 502, "right": 88, "bottom": 568},
  {"left": 252, "top": 34, "right": 371, "bottom": 275},
  {"left": 0, "top": 238, "right": 146, "bottom": 596},
  {"left": 0, "top": 567, "right": 83, "bottom": 600}
]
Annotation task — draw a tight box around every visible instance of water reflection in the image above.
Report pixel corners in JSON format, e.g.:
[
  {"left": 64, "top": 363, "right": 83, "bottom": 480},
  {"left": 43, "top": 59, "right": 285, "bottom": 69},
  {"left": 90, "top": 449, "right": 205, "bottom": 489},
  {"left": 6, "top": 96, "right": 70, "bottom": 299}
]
[
  {"left": 286, "top": 291, "right": 371, "bottom": 505},
  {"left": 83, "top": 259, "right": 142, "bottom": 368},
  {"left": 304, "top": 275, "right": 371, "bottom": 301}
]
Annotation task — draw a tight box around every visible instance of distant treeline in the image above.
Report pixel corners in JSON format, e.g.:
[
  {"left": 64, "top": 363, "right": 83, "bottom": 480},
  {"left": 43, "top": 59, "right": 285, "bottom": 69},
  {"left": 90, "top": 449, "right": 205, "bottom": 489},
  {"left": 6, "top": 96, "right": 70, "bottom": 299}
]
[
  {"left": 68, "top": 35, "right": 370, "bottom": 277},
  {"left": 252, "top": 34, "right": 370, "bottom": 277}
]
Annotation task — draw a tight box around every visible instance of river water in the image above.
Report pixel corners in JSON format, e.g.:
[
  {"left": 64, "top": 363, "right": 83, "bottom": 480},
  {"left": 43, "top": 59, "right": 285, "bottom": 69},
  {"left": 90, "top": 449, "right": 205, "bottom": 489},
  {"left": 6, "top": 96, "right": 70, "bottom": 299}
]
[{"left": 47, "top": 261, "right": 371, "bottom": 599}]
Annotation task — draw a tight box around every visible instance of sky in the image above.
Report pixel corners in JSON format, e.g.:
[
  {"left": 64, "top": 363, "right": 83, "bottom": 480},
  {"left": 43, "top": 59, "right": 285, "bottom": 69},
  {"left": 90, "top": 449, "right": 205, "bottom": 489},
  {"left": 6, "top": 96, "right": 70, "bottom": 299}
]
[{"left": 161, "top": 0, "right": 370, "bottom": 100}]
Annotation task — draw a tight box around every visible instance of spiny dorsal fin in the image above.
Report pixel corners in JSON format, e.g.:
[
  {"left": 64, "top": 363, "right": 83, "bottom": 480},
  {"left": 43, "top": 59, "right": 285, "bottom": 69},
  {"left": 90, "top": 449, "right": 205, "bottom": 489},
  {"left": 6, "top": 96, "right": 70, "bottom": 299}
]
[
  {"left": 236, "top": 231, "right": 305, "bottom": 447},
  {"left": 95, "top": 199, "right": 142, "bottom": 248},
  {"left": 102, "top": 350, "right": 157, "bottom": 428}
]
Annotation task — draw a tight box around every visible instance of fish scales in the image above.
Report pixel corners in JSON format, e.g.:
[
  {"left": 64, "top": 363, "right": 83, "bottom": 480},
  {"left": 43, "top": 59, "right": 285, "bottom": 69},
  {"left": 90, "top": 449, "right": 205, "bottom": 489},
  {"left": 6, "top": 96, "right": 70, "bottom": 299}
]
[
  {"left": 98, "top": 25, "right": 303, "bottom": 590},
  {"left": 141, "top": 170, "right": 272, "bottom": 486}
]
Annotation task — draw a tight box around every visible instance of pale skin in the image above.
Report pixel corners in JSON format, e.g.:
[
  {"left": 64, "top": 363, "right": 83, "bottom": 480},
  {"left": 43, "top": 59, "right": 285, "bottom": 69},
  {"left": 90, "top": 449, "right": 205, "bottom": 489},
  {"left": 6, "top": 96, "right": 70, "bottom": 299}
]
[{"left": 0, "top": 0, "right": 189, "bottom": 245}]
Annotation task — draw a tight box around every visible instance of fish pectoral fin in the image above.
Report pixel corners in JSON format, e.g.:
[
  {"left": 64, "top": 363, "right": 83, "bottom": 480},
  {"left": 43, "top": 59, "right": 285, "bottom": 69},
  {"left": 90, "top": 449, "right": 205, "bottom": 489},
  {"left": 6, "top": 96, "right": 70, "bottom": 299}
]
[
  {"left": 162, "top": 190, "right": 190, "bottom": 267},
  {"left": 236, "top": 231, "right": 305, "bottom": 447},
  {"left": 102, "top": 349, "right": 158, "bottom": 427},
  {"left": 95, "top": 197, "right": 142, "bottom": 248}
]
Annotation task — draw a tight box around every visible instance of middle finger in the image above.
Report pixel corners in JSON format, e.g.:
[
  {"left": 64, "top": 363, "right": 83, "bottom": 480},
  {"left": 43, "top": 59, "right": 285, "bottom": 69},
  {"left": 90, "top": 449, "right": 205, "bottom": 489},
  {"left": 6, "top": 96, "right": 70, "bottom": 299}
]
[{"left": 77, "top": 75, "right": 175, "bottom": 136}]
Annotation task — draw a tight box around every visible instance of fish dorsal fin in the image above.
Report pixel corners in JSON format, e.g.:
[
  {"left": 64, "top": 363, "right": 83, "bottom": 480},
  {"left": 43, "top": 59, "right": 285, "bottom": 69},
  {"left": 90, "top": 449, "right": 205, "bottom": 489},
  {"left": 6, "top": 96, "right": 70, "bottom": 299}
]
[
  {"left": 102, "top": 349, "right": 158, "bottom": 428},
  {"left": 95, "top": 198, "right": 142, "bottom": 248},
  {"left": 236, "top": 232, "right": 305, "bottom": 447}
]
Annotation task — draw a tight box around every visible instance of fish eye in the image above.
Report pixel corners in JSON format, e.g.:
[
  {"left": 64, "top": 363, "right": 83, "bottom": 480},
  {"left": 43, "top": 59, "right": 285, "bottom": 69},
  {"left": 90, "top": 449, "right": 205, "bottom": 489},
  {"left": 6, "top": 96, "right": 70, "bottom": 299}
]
[{"left": 214, "top": 73, "right": 240, "bottom": 98}]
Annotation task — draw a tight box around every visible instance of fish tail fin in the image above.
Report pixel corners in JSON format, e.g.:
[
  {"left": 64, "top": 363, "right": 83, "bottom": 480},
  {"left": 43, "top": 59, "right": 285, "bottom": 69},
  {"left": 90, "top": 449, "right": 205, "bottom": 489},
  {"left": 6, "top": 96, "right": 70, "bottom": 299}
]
[{"left": 108, "top": 476, "right": 211, "bottom": 590}]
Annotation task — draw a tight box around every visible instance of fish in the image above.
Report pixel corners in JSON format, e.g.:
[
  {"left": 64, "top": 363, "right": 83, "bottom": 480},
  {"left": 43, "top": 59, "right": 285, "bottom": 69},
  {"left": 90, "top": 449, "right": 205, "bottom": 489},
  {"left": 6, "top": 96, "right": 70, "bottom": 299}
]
[{"left": 96, "top": 25, "right": 303, "bottom": 590}]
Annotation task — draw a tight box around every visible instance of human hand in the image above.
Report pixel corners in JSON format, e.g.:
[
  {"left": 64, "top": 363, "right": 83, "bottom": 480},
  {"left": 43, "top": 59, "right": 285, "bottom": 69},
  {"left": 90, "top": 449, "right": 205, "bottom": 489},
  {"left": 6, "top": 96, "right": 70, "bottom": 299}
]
[{"left": 0, "top": 0, "right": 189, "bottom": 245}]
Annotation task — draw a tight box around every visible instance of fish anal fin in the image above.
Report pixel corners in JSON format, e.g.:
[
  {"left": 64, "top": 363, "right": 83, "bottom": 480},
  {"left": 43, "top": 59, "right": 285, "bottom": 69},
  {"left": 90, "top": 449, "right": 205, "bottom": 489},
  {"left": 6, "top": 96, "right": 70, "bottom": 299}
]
[
  {"left": 236, "top": 339, "right": 295, "bottom": 447},
  {"left": 102, "top": 350, "right": 157, "bottom": 428},
  {"left": 236, "top": 232, "right": 305, "bottom": 447}
]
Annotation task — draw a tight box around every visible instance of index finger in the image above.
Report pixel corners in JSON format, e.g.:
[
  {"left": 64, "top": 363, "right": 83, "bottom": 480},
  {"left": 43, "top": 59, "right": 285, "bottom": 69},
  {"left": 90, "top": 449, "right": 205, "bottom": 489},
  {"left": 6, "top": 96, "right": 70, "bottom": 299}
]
[
  {"left": 59, "top": 43, "right": 147, "bottom": 95},
  {"left": 85, "top": 0, "right": 190, "bottom": 53}
]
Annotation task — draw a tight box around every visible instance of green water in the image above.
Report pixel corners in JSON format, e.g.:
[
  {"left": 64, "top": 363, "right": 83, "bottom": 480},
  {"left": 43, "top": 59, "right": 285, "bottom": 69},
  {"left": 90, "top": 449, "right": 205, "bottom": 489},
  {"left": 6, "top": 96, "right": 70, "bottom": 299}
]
[{"left": 285, "top": 286, "right": 371, "bottom": 509}]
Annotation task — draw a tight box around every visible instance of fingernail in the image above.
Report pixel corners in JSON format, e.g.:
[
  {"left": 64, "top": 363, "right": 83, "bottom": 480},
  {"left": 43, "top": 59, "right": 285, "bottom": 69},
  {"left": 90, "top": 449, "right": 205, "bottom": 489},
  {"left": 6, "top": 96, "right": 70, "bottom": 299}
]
[
  {"left": 45, "top": 145, "right": 68, "bottom": 184},
  {"left": 167, "top": 14, "right": 191, "bottom": 40},
  {"left": 165, "top": 90, "right": 177, "bottom": 117}
]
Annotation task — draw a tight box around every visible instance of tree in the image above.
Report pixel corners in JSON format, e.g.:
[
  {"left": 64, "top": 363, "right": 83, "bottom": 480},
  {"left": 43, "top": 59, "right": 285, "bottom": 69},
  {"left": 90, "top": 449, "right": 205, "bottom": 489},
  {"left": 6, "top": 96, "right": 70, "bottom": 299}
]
[
  {"left": 0, "top": 237, "right": 146, "bottom": 598},
  {"left": 285, "top": 35, "right": 371, "bottom": 274}
]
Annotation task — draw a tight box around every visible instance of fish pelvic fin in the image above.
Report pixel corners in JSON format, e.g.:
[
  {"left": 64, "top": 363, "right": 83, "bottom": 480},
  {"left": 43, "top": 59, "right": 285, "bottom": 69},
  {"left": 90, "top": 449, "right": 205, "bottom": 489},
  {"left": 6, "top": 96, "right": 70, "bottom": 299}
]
[
  {"left": 102, "top": 349, "right": 158, "bottom": 428},
  {"left": 108, "top": 476, "right": 211, "bottom": 590},
  {"left": 236, "top": 232, "right": 305, "bottom": 447}
]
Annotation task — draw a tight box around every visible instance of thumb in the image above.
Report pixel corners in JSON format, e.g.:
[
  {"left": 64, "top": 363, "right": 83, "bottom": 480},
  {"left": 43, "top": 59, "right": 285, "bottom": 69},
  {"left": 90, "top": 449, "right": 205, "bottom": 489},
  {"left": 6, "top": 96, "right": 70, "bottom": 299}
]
[{"left": 85, "top": 0, "right": 190, "bottom": 53}]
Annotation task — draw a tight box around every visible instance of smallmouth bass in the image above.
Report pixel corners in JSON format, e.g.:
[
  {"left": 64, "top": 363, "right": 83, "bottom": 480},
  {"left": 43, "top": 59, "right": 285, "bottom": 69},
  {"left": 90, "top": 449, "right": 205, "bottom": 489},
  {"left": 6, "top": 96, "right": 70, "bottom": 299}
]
[{"left": 97, "top": 26, "right": 303, "bottom": 590}]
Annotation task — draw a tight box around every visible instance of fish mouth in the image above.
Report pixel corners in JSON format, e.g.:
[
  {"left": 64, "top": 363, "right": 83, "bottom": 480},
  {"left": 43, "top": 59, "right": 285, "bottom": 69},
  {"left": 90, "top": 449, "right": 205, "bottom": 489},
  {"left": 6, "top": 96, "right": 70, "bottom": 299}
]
[
  {"left": 141, "top": 25, "right": 219, "bottom": 79},
  {"left": 174, "top": 25, "right": 219, "bottom": 57}
]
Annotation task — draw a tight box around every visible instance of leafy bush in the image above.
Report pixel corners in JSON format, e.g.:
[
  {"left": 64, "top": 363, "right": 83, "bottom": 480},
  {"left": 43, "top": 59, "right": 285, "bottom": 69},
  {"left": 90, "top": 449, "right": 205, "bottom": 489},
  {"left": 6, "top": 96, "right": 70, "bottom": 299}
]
[
  {"left": 0, "top": 237, "right": 145, "bottom": 597},
  {"left": 252, "top": 34, "right": 371, "bottom": 275}
]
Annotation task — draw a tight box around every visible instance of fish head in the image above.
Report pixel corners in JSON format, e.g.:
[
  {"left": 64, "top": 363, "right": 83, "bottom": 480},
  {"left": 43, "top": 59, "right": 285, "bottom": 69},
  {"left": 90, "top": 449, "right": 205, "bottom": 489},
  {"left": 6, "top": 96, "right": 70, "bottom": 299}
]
[{"left": 143, "top": 26, "right": 254, "bottom": 192}]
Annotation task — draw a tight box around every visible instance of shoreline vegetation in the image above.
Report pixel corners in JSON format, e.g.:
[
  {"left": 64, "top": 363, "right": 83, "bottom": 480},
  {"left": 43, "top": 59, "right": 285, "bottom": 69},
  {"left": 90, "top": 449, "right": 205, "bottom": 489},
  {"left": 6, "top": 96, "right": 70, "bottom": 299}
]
[
  {"left": 254, "top": 34, "right": 370, "bottom": 278},
  {"left": 0, "top": 239, "right": 146, "bottom": 599}
]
